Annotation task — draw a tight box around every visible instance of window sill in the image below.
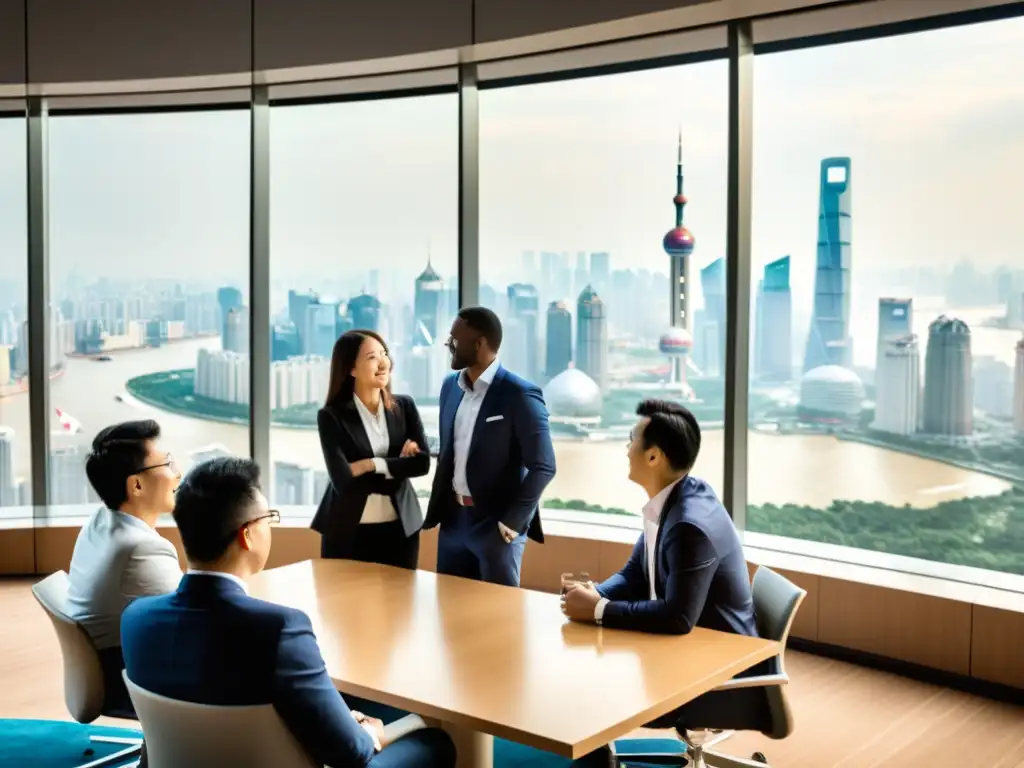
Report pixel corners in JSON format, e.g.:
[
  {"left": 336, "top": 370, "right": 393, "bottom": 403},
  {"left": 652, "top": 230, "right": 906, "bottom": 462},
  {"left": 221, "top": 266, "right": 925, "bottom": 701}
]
[{"left": 7, "top": 504, "right": 1024, "bottom": 612}]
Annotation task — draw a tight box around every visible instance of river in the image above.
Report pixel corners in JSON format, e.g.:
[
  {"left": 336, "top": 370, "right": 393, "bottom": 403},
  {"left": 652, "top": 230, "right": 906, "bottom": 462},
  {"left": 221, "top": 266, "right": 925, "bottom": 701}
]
[{"left": 1, "top": 310, "right": 1017, "bottom": 511}]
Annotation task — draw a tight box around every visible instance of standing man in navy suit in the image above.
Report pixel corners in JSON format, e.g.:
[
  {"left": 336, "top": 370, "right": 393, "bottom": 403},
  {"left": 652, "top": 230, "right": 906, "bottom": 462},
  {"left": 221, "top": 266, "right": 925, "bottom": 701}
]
[{"left": 424, "top": 306, "right": 556, "bottom": 587}]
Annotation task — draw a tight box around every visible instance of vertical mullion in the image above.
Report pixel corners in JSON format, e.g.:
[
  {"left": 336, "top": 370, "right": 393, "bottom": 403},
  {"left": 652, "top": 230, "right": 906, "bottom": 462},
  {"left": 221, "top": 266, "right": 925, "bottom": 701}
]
[
  {"left": 248, "top": 85, "right": 271, "bottom": 470},
  {"left": 458, "top": 63, "right": 480, "bottom": 309},
  {"left": 723, "top": 20, "right": 754, "bottom": 529},
  {"left": 26, "top": 95, "right": 50, "bottom": 512}
]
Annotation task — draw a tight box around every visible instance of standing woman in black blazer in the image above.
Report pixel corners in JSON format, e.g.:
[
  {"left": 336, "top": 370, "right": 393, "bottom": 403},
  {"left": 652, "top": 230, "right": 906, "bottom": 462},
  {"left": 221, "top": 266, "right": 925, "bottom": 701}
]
[{"left": 311, "top": 329, "right": 430, "bottom": 569}]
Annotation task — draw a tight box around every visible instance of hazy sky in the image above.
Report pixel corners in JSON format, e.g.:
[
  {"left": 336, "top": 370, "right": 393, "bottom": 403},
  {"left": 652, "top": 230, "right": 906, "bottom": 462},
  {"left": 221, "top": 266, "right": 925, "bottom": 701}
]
[{"left": 0, "top": 14, "right": 1021, "bottom": 316}]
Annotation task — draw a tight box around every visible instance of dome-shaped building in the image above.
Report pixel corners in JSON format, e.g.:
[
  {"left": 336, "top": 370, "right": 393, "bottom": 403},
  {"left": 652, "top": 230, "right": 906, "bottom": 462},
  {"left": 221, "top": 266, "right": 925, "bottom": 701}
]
[
  {"left": 798, "top": 365, "right": 865, "bottom": 422},
  {"left": 543, "top": 367, "right": 603, "bottom": 424}
]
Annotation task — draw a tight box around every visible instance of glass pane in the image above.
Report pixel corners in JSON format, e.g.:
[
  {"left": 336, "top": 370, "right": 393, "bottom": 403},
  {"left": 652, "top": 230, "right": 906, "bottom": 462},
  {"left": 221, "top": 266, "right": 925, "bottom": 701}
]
[
  {"left": 268, "top": 94, "right": 458, "bottom": 513},
  {"left": 0, "top": 114, "right": 30, "bottom": 521},
  {"left": 480, "top": 60, "right": 729, "bottom": 523},
  {"left": 749, "top": 17, "right": 1024, "bottom": 579},
  {"left": 47, "top": 110, "right": 251, "bottom": 518}
]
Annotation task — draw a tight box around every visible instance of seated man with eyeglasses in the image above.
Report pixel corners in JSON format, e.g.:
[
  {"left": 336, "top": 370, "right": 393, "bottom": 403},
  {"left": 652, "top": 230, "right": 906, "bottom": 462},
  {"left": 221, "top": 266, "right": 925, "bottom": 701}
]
[
  {"left": 121, "top": 457, "right": 456, "bottom": 768},
  {"left": 66, "top": 419, "right": 184, "bottom": 718}
]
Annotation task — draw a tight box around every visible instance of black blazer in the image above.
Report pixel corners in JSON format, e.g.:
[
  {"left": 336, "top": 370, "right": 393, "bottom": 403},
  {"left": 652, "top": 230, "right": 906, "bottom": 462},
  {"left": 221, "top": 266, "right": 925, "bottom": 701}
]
[{"left": 311, "top": 394, "right": 430, "bottom": 548}]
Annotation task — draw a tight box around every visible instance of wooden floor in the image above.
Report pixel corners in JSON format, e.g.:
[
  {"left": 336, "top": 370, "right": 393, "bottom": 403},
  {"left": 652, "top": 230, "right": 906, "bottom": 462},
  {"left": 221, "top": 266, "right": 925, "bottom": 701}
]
[{"left": 4, "top": 578, "right": 1024, "bottom": 767}]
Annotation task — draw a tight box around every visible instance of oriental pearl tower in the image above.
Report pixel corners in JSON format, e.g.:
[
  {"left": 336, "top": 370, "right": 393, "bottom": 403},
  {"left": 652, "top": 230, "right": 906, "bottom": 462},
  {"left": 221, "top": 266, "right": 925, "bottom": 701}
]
[{"left": 659, "top": 131, "right": 695, "bottom": 399}]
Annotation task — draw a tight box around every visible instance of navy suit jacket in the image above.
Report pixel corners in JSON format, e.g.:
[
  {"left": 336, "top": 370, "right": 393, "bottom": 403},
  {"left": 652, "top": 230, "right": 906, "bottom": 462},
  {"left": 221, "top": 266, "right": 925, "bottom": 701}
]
[
  {"left": 121, "top": 574, "right": 377, "bottom": 768},
  {"left": 596, "top": 476, "right": 759, "bottom": 637},
  {"left": 424, "top": 365, "right": 556, "bottom": 542}
]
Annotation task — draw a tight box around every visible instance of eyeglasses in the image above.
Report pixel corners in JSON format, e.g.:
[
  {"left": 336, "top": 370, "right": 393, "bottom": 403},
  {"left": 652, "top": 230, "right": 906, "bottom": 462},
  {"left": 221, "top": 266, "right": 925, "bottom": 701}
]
[
  {"left": 137, "top": 454, "right": 176, "bottom": 474},
  {"left": 245, "top": 509, "right": 281, "bottom": 527},
  {"left": 445, "top": 336, "right": 458, "bottom": 352}
]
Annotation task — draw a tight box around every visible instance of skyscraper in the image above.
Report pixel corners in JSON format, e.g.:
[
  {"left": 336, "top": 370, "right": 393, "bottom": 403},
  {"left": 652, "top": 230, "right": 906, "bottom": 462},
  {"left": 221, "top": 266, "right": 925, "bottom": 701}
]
[
  {"left": 545, "top": 301, "right": 572, "bottom": 379},
  {"left": 304, "top": 302, "right": 339, "bottom": 358},
  {"left": 223, "top": 307, "right": 249, "bottom": 355},
  {"left": 217, "top": 286, "right": 243, "bottom": 346},
  {"left": 1014, "top": 336, "right": 1024, "bottom": 433},
  {"left": 804, "top": 157, "right": 853, "bottom": 372},
  {"left": 0, "top": 427, "right": 15, "bottom": 508},
  {"left": 505, "top": 283, "right": 540, "bottom": 382},
  {"left": 754, "top": 255, "right": 793, "bottom": 381},
  {"left": 414, "top": 259, "right": 444, "bottom": 345},
  {"left": 695, "top": 257, "right": 725, "bottom": 378},
  {"left": 876, "top": 298, "right": 913, "bottom": 376},
  {"left": 347, "top": 293, "right": 381, "bottom": 333},
  {"left": 589, "top": 252, "right": 610, "bottom": 295},
  {"left": 873, "top": 335, "right": 920, "bottom": 435},
  {"left": 288, "top": 289, "right": 318, "bottom": 352},
  {"left": 922, "top": 315, "right": 973, "bottom": 435},
  {"left": 576, "top": 285, "right": 608, "bottom": 392}
]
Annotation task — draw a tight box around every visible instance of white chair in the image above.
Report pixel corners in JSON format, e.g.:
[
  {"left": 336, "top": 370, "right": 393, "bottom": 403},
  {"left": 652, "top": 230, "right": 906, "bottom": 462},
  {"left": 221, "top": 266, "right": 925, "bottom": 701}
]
[
  {"left": 123, "top": 673, "right": 320, "bottom": 768},
  {"left": 31, "top": 571, "right": 144, "bottom": 768},
  {"left": 613, "top": 566, "right": 807, "bottom": 767}
]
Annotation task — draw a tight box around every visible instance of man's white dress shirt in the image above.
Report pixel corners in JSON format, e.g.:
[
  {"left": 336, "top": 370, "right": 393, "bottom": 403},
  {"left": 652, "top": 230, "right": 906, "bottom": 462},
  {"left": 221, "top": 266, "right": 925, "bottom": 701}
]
[
  {"left": 595, "top": 476, "right": 685, "bottom": 623},
  {"left": 452, "top": 359, "right": 517, "bottom": 540}
]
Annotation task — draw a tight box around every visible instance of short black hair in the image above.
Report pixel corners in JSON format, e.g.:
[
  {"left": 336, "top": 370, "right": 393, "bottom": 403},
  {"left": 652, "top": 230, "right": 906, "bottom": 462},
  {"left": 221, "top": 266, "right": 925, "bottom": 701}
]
[
  {"left": 173, "top": 457, "right": 263, "bottom": 564},
  {"left": 85, "top": 420, "right": 162, "bottom": 510},
  {"left": 457, "top": 306, "right": 503, "bottom": 352},
  {"left": 636, "top": 399, "right": 701, "bottom": 472}
]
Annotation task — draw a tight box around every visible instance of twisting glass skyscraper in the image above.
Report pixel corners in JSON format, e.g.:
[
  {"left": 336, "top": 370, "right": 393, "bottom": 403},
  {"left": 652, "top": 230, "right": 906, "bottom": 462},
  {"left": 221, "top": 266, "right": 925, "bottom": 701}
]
[{"left": 804, "top": 157, "right": 853, "bottom": 372}]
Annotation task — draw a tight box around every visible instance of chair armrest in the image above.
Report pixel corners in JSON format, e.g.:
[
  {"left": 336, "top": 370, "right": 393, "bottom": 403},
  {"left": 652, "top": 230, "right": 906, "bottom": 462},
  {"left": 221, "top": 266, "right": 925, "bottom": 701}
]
[
  {"left": 712, "top": 673, "right": 789, "bottom": 692},
  {"left": 380, "top": 714, "right": 429, "bottom": 749}
]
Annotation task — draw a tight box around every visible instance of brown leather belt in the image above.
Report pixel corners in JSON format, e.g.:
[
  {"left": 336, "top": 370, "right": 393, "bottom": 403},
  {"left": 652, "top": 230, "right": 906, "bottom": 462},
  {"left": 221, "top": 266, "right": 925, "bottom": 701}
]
[{"left": 455, "top": 494, "right": 474, "bottom": 507}]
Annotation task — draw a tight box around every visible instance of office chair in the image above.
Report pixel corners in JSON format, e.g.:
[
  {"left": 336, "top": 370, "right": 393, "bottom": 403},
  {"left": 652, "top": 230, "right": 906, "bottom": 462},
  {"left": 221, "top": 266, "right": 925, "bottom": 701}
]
[
  {"left": 612, "top": 566, "right": 807, "bottom": 768},
  {"left": 31, "top": 571, "right": 144, "bottom": 768},
  {"left": 124, "top": 673, "right": 320, "bottom": 768}
]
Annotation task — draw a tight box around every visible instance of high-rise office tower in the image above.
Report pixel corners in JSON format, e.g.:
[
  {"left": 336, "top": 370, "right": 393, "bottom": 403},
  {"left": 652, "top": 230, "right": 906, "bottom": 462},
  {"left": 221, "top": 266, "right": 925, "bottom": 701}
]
[
  {"left": 873, "top": 335, "right": 920, "bottom": 435},
  {"left": 0, "top": 427, "right": 15, "bottom": 507},
  {"left": 217, "top": 286, "right": 243, "bottom": 346},
  {"left": 347, "top": 293, "right": 381, "bottom": 333},
  {"left": 288, "top": 290, "right": 318, "bottom": 353},
  {"left": 695, "top": 257, "right": 725, "bottom": 378},
  {"left": 663, "top": 133, "right": 695, "bottom": 336},
  {"left": 414, "top": 258, "right": 444, "bottom": 345},
  {"left": 49, "top": 445, "right": 92, "bottom": 506},
  {"left": 409, "top": 259, "right": 447, "bottom": 401},
  {"left": 505, "top": 283, "right": 540, "bottom": 382},
  {"left": 804, "top": 157, "right": 853, "bottom": 372},
  {"left": 754, "top": 255, "right": 793, "bottom": 381},
  {"left": 973, "top": 356, "right": 1013, "bottom": 419},
  {"left": 223, "top": 307, "right": 249, "bottom": 355},
  {"left": 1014, "top": 336, "right": 1024, "bottom": 433},
  {"left": 876, "top": 298, "right": 913, "bottom": 376},
  {"left": 545, "top": 301, "right": 572, "bottom": 379},
  {"left": 274, "top": 462, "right": 314, "bottom": 506},
  {"left": 576, "top": 285, "right": 608, "bottom": 392},
  {"left": 589, "top": 252, "right": 610, "bottom": 295},
  {"left": 303, "top": 301, "right": 339, "bottom": 359},
  {"left": 922, "top": 315, "right": 973, "bottom": 435}
]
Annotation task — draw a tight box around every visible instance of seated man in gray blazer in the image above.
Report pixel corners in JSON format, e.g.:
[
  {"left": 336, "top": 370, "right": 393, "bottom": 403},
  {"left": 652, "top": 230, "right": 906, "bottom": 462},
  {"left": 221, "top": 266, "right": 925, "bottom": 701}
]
[{"left": 66, "top": 420, "right": 183, "bottom": 717}]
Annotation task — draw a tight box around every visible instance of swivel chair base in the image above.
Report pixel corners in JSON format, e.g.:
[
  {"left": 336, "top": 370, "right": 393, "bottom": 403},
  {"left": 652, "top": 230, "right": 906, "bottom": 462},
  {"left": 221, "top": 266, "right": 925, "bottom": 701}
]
[
  {"left": 78, "top": 734, "right": 143, "bottom": 768},
  {"left": 612, "top": 729, "right": 771, "bottom": 768}
]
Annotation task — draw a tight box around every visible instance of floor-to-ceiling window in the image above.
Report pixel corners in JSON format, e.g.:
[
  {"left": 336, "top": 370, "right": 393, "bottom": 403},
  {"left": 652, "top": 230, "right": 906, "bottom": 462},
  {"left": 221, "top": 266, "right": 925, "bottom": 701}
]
[
  {"left": 267, "top": 92, "right": 458, "bottom": 511},
  {"left": 46, "top": 109, "right": 251, "bottom": 513},
  {"left": 478, "top": 58, "right": 729, "bottom": 521},
  {"left": 747, "top": 15, "right": 1024, "bottom": 577},
  {"left": 0, "top": 113, "right": 30, "bottom": 517}
]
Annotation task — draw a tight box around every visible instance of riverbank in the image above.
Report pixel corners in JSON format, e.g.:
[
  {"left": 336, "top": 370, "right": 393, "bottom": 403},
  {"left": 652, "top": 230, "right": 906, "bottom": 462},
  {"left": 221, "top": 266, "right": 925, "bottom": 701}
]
[{"left": 0, "top": 366, "right": 65, "bottom": 400}]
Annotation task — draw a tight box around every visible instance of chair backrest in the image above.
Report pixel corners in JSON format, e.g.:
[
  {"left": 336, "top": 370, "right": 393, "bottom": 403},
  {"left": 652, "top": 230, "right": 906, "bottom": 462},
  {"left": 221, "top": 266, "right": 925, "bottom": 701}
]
[
  {"left": 751, "top": 566, "right": 807, "bottom": 740},
  {"left": 31, "top": 571, "right": 106, "bottom": 724},
  {"left": 123, "top": 674, "right": 320, "bottom": 768}
]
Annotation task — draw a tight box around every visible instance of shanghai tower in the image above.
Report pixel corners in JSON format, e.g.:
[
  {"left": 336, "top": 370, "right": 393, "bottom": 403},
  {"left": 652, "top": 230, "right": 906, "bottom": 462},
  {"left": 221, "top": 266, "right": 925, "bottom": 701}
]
[{"left": 803, "top": 157, "right": 853, "bottom": 372}]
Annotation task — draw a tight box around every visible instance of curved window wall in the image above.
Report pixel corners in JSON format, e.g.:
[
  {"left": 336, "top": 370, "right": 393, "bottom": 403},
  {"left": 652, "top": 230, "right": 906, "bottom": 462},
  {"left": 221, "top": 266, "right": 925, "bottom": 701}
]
[
  {"left": 747, "top": 15, "right": 1024, "bottom": 577},
  {"left": 267, "top": 93, "right": 458, "bottom": 510}
]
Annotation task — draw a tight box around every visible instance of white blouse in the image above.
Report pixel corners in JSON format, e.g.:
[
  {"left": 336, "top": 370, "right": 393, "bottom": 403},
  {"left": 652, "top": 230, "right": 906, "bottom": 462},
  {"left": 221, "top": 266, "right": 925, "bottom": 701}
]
[{"left": 352, "top": 395, "right": 399, "bottom": 524}]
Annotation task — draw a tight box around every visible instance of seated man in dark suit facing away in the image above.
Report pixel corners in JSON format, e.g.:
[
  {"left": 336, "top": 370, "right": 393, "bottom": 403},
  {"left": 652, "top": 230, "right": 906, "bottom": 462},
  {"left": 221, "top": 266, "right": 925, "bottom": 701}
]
[
  {"left": 121, "top": 457, "right": 456, "bottom": 768},
  {"left": 561, "top": 400, "right": 771, "bottom": 765}
]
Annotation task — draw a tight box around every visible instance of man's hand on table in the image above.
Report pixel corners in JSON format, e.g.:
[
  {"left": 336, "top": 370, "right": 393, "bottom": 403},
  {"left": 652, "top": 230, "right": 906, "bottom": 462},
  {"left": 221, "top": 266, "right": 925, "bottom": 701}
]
[{"left": 561, "top": 582, "right": 602, "bottom": 622}]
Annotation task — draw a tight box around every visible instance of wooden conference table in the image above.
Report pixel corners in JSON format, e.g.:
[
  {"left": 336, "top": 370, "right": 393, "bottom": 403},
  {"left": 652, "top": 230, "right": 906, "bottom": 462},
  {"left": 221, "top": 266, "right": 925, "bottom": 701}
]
[{"left": 249, "top": 559, "right": 779, "bottom": 768}]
